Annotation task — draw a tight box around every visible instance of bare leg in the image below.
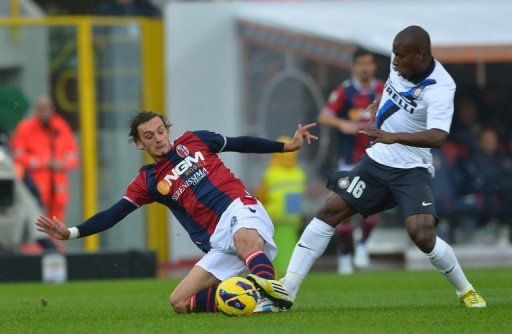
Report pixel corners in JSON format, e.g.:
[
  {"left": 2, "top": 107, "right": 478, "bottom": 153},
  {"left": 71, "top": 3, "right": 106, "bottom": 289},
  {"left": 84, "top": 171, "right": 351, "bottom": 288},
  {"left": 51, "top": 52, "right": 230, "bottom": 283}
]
[
  {"left": 169, "top": 265, "right": 220, "bottom": 314},
  {"left": 234, "top": 227, "right": 276, "bottom": 279},
  {"left": 405, "top": 214, "right": 473, "bottom": 297}
]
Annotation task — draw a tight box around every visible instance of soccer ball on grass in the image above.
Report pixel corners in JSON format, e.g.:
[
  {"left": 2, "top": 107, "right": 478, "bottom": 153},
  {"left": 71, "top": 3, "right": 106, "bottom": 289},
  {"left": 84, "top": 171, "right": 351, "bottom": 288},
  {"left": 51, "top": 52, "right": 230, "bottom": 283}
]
[{"left": 215, "top": 276, "right": 259, "bottom": 316}]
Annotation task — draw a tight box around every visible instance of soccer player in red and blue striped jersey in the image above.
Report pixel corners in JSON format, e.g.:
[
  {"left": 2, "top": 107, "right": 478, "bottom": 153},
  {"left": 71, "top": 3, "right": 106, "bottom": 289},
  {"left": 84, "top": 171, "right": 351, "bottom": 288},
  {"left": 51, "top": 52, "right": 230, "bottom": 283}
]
[{"left": 36, "top": 111, "right": 317, "bottom": 314}]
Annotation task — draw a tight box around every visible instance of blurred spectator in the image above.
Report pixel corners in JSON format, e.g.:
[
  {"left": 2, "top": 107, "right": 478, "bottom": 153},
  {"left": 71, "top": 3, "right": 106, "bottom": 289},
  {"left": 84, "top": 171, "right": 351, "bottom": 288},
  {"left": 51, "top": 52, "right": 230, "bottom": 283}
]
[
  {"left": 449, "top": 97, "right": 480, "bottom": 151},
  {"left": 497, "top": 102, "right": 512, "bottom": 143},
  {"left": 255, "top": 137, "right": 306, "bottom": 275},
  {"left": 317, "top": 48, "right": 383, "bottom": 275},
  {"left": 94, "top": 0, "right": 160, "bottom": 17},
  {"left": 479, "top": 84, "right": 503, "bottom": 122},
  {"left": 451, "top": 127, "right": 512, "bottom": 241},
  {"left": 10, "top": 94, "right": 79, "bottom": 222},
  {"left": 455, "top": 128, "right": 512, "bottom": 198}
]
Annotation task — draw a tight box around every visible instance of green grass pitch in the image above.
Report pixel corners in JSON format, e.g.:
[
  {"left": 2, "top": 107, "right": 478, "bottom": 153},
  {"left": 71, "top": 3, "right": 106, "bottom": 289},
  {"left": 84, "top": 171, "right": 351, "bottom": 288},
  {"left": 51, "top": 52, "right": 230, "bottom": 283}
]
[{"left": 1, "top": 268, "right": 511, "bottom": 333}]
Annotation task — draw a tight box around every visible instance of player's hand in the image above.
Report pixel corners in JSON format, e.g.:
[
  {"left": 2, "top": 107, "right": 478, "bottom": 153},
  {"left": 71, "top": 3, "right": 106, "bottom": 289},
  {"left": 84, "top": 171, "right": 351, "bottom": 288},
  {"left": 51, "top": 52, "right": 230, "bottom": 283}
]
[
  {"left": 359, "top": 127, "right": 398, "bottom": 145},
  {"left": 364, "top": 95, "right": 382, "bottom": 130},
  {"left": 337, "top": 120, "right": 360, "bottom": 135},
  {"left": 284, "top": 123, "right": 318, "bottom": 152},
  {"left": 36, "top": 215, "right": 70, "bottom": 240},
  {"left": 46, "top": 160, "right": 64, "bottom": 172}
]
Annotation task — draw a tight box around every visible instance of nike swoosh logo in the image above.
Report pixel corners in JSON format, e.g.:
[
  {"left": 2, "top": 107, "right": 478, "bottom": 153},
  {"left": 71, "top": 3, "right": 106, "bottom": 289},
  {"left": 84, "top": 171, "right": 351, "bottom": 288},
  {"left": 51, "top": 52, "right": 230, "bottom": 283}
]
[
  {"left": 422, "top": 201, "right": 433, "bottom": 206},
  {"left": 445, "top": 264, "right": 456, "bottom": 274},
  {"left": 297, "top": 243, "right": 314, "bottom": 251}
]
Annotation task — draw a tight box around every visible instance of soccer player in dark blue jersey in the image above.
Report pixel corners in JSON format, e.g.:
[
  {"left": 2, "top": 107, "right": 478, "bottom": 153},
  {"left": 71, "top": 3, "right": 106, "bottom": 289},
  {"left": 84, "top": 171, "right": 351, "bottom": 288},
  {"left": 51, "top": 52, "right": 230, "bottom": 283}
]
[{"left": 37, "top": 111, "right": 317, "bottom": 314}]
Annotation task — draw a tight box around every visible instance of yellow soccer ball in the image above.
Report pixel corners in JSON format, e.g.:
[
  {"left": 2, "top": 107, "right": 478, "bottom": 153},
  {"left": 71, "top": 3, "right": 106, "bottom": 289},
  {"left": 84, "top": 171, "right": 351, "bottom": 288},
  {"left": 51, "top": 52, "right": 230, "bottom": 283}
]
[{"left": 216, "top": 276, "right": 259, "bottom": 316}]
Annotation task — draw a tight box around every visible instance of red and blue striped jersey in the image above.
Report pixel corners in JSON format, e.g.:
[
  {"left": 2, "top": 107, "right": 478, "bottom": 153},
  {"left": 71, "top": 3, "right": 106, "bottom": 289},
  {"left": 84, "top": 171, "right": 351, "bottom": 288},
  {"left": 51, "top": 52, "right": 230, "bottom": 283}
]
[
  {"left": 324, "top": 78, "right": 384, "bottom": 165},
  {"left": 124, "top": 130, "right": 256, "bottom": 252}
]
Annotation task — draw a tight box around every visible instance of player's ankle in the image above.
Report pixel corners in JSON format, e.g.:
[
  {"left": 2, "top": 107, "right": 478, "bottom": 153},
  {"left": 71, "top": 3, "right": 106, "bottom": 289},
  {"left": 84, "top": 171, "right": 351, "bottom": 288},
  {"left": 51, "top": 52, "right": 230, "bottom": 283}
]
[{"left": 282, "top": 272, "right": 303, "bottom": 299}]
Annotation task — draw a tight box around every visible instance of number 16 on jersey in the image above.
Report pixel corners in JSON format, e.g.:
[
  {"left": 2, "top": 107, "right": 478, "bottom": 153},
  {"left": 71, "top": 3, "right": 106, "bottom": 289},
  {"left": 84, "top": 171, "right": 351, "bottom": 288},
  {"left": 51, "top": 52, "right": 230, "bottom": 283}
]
[{"left": 346, "top": 176, "right": 366, "bottom": 198}]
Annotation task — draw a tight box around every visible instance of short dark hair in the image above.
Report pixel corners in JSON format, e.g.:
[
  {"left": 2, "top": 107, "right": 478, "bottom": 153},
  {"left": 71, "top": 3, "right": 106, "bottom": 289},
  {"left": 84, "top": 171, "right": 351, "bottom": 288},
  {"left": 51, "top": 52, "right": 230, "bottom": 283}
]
[
  {"left": 128, "top": 111, "right": 171, "bottom": 143},
  {"left": 352, "top": 48, "right": 374, "bottom": 63}
]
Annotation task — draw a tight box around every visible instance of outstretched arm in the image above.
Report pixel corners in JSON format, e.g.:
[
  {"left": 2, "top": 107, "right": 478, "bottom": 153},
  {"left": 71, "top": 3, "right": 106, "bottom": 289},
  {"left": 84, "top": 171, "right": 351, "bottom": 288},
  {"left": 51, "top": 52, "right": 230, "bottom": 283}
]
[
  {"left": 318, "top": 111, "right": 359, "bottom": 135},
  {"left": 224, "top": 123, "right": 318, "bottom": 153},
  {"left": 36, "top": 198, "right": 138, "bottom": 240}
]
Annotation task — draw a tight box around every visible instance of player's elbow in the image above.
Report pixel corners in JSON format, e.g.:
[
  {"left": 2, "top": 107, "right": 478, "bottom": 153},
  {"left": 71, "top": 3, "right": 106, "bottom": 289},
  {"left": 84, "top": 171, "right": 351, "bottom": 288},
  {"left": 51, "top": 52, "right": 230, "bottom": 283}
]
[{"left": 317, "top": 111, "right": 330, "bottom": 125}]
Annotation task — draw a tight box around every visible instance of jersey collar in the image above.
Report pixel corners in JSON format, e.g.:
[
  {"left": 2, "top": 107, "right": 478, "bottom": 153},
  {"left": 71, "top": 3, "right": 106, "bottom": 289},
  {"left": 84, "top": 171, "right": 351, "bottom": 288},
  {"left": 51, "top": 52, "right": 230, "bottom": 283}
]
[
  {"left": 408, "top": 60, "right": 436, "bottom": 85},
  {"left": 352, "top": 76, "right": 378, "bottom": 93}
]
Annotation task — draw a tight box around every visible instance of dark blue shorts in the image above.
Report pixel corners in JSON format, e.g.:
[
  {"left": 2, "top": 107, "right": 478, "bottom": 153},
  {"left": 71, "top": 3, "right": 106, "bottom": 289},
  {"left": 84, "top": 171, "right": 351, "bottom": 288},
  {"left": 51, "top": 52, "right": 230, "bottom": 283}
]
[{"left": 326, "top": 155, "right": 436, "bottom": 219}]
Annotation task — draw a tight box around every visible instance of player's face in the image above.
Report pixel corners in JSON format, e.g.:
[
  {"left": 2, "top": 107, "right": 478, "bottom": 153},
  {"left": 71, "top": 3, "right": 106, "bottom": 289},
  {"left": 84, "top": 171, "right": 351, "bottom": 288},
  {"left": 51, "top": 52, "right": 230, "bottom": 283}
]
[
  {"left": 392, "top": 42, "right": 424, "bottom": 80},
  {"left": 135, "top": 116, "right": 171, "bottom": 161},
  {"left": 352, "top": 54, "right": 376, "bottom": 83}
]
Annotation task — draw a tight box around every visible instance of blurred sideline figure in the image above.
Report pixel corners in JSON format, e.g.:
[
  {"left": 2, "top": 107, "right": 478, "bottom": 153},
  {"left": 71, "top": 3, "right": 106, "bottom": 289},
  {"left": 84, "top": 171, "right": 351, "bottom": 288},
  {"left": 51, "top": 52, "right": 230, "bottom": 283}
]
[
  {"left": 255, "top": 136, "right": 306, "bottom": 275},
  {"left": 0, "top": 144, "right": 50, "bottom": 251},
  {"left": 318, "top": 49, "right": 384, "bottom": 275},
  {"left": 36, "top": 111, "right": 317, "bottom": 314},
  {"left": 452, "top": 127, "right": 512, "bottom": 239},
  {"left": 282, "top": 26, "right": 486, "bottom": 308},
  {"left": 11, "top": 94, "right": 79, "bottom": 223}
]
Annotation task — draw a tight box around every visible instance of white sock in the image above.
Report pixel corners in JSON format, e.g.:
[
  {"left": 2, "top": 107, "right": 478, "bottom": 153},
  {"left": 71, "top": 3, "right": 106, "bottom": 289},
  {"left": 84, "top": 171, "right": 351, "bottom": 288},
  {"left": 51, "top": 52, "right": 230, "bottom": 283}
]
[
  {"left": 426, "top": 236, "right": 473, "bottom": 297},
  {"left": 283, "top": 218, "right": 335, "bottom": 298}
]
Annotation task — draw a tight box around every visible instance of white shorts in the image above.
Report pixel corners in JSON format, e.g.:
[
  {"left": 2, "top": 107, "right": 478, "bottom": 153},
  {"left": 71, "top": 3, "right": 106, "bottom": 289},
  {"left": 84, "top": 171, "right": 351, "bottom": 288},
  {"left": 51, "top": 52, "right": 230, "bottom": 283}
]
[{"left": 196, "top": 198, "right": 277, "bottom": 281}]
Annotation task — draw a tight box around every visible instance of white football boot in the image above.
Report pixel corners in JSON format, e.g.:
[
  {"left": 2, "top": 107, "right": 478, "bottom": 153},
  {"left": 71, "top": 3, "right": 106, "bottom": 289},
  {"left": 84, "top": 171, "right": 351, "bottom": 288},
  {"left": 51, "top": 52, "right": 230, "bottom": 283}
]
[
  {"left": 253, "top": 296, "right": 280, "bottom": 313},
  {"left": 338, "top": 254, "right": 354, "bottom": 275}
]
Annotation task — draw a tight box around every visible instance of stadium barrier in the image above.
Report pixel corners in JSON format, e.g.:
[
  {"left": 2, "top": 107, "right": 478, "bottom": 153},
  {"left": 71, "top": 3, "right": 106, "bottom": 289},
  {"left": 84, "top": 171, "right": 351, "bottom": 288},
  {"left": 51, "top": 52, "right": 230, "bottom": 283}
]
[{"left": 0, "top": 249, "right": 156, "bottom": 282}]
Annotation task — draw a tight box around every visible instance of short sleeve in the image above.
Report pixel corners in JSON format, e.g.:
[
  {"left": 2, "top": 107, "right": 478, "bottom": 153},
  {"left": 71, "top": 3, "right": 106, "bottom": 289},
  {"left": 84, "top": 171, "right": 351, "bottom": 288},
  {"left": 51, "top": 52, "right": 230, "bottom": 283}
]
[
  {"left": 124, "top": 172, "right": 154, "bottom": 207},
  {"left": 424, "top": 84, "right": 456, "bottom": 133},
  {"left": 193, "top": 130, "right": 227, "bottom": 153},
  {"left": 323, "top": 87, "right": 346, "bottom": 116}
]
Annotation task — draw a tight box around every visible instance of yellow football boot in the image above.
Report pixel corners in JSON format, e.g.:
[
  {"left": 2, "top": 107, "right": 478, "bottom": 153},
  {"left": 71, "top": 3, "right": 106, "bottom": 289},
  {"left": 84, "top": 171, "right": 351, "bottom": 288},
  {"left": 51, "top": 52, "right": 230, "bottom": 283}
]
[
  {"left": 460, "top": 290, "right": 487, "bottom": 308},
  {"left": 246, "top": 274, "right": 293, "bottom": 310}
]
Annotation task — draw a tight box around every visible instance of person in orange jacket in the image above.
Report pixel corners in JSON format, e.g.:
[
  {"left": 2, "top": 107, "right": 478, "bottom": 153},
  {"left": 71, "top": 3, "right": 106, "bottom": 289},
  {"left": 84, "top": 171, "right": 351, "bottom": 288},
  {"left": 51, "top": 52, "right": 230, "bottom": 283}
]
[{"left": 10, "top": 94, "right": 79, "bottom": 222}]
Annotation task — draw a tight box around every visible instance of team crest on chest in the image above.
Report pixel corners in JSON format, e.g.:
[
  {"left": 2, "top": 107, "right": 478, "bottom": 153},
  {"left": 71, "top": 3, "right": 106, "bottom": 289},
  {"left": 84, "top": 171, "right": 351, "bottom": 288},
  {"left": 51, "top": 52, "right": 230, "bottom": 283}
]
[
  {"left": 412, "top": 87, "right": 423, "bottom": 99},
  {"left": 176, "top": 145, "right": 189, "bottom": 158},
  {"left": 338, "top": 177, "right": 350, "bottom": 189}
]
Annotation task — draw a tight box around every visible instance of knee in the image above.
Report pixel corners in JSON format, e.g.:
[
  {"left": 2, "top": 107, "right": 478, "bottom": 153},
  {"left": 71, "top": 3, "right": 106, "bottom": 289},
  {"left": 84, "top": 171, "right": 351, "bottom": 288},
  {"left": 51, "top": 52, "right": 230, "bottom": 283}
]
[
  {"left": 316, "top": 205, "right": 341, "bottom": 227},
  {"left": 406, "top": 216, "right": 436, "bottom": 251},
  {"left": 169, "top": 292, "right": 188, "bottom": 314},
  {"left": 233, "top": 228, "right": 264, "bottom": 258},
  {"left": 315, "top": 193, "right": 355, "bottom": 228},
  {"left": 316, "top": 204, "right": 350, "bottom": 228}
]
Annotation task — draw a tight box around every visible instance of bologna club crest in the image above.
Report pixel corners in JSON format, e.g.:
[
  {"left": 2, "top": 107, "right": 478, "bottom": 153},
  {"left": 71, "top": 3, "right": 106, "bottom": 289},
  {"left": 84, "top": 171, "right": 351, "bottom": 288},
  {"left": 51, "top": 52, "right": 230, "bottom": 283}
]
[{"left": 176, "top": 145, "right": 189, "bottom": 158}]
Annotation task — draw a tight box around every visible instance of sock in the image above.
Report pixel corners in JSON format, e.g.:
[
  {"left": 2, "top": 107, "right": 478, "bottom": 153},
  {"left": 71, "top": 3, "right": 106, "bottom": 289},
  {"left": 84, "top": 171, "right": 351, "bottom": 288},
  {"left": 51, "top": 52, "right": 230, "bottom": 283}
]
[
  {"left": 336, "top": 221, "right": 354, "bottom": 255},
  {"left": 361, "top": 215, "right": 378, "bottom": 243},
  {"left": 283, "top": 218, "right": 335, "bottom": 298},
  {"left": 245, "top": 250, "right": 275, "bottom": 279},
  {"left": 426, "top": 236, "right": 473, "bottom": 297},
  {"left": 188, "top": 285, "right": 218, "bottom": 313}
]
